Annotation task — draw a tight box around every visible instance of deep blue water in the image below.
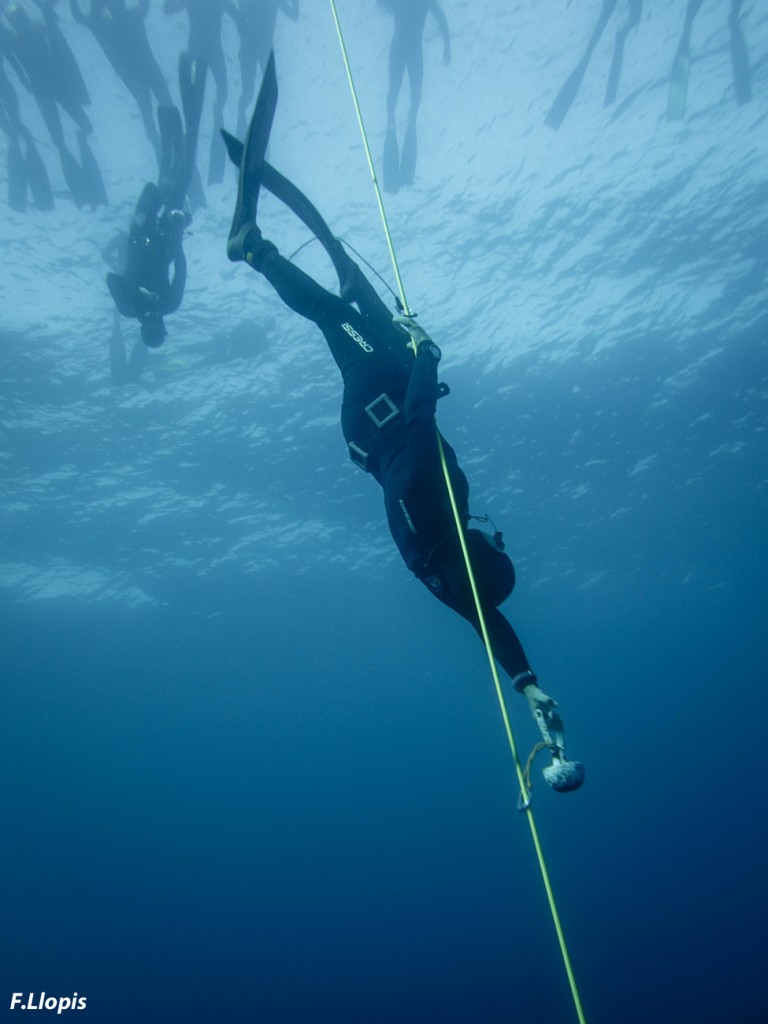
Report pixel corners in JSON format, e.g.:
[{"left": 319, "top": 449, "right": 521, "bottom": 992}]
[{"left": 2, "top": 2, "right": 768, "bottom": 1023}]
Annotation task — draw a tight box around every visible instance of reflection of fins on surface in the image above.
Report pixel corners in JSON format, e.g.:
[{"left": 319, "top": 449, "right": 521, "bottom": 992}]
[
  {"left": 23, "top": 130, "right": 54, "bottom": 210},
  {"left": 546, "top": 0, "right": 620, "bottom": 130},
  {"left": 78, "top": 133, "right": 108, "bottom": 207},
  {"left": 7, "top": 138, "right": 27, "bottom": 212},
  {"left": 157, "top": 105, "right": 183, "bottom": 196},
  {"left": 382, "top": 120, "right": 399, "bottom": 193},
  {"left": 226, "top": 51, "right": 277, "bottom": 256},
  {"left": 666, "top": 53, "right": 690, "bottom": 120},
  {"left": 178, "top": 51, "right": 216, "bottom": 185},
  {"left": 399, "top": 117, "right": 417, "bottom": 189},
  {"left": 729, "top": 2, "right": 752, "bottom": 106},
  {"left": 45, "top": 7, "right": 91, "bottom": 109},
  {"left": 178, "top": 53, "right": 208, "bottom": 199},
  {"left": 546, "top": 57, "right": 590, "bottom": 131},
  {"left": 59, "top": 145, "right": 89, "bottom": 207},
  {"left": 208, "top": 115, "right": 225, "bottom": 185},
  {"left": 179, "top": 53, "right": 207, "bottom": 146}
]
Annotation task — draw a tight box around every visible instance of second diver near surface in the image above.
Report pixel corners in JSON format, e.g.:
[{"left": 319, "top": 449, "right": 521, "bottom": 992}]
[
  {"left": 107, "top": 52, "right": 206, "bottom": 348},
  {"left": 222, "top": 56, "right": 584, "bottom": 793}
]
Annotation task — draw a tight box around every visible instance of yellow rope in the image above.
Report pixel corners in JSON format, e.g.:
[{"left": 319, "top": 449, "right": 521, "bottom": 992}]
[
  {"left": 328, "top": 0, "right": 411, "bottom": 316},
  {"left": 328, "top": 4, "right": 587, "bottom": 1022}
]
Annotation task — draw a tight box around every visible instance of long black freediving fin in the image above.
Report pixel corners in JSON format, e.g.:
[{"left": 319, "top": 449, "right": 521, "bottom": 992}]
[
  {"left": 221, "top": 133, "right": 352, "bottom": 292},
  {"left": 226, "top": 50, "right": 277, "bottom": 257}
]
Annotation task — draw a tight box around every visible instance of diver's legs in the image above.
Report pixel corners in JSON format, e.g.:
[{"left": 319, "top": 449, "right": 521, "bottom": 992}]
[{"left": 383, "top": 40, "right": 407, "bottom": 193}]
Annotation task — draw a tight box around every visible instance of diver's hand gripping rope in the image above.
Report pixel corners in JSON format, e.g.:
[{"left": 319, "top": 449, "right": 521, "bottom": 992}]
[{"left": 392, "top": 313, "right": 432, "bottom": 353}]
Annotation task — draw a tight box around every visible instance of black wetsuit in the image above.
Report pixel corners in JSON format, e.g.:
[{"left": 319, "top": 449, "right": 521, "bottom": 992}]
[
  {"left": 247, "top": 237, "right": 532, "bottom": 682},
  {"left": 106, "top": 182, "right": 186, "bottom": 324}
]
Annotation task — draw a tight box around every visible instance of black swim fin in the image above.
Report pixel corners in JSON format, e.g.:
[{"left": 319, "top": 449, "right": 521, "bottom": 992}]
[{"left": 227, "top": 50, "right": 278, "bottom": 258}]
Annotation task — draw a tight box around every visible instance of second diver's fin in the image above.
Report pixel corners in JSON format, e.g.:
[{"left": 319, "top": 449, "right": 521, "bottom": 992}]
[{"left": 227, "top": 50, "right": 278, "bottom": 260}]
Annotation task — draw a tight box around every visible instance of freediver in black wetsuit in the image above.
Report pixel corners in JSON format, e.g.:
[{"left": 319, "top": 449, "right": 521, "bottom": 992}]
[
  {"left": 220, "top": 58, "right": 584, "bottom": 793},
  {"left": 69, "top": 0, "right": 173, "bottom": 160},
  {"left": 227, "top": 0, "right": 300, "bottom": 138},
  {"left": 3, "top": 0, "right": 106, "bottom": 207},
  {"left": 0, "top": 25, "right": 53, "bottom": 211},
  {"left": 107, "top": 53, "right": 206, "bottom": 348},
  {"left": 378, "top": 0, "right": 450, "bottom": 194},
  {"left": 164, "top": 0, "right": 229, "bottom": 185}
]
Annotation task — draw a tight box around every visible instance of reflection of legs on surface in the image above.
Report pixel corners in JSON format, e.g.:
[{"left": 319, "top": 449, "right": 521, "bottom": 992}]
[
  {"left": 383, "top": 44, "right": 407, "bottom": 193},
  {"left": 545, "top": 0, "right": 619, "bottom": 130},
  {"left": 729, "top": 0, "right": 752, "bottom": 105},
  {"left": 399, "top": 46, "right": 423, "bottom": 187},
  {"left": 208, "top": 50, "right": 228, "bottom": 185},
  {"left": 667, "top": 0, "right": 704, "bottom": 120},
  {"left": 604, "top": 0, "right": 642, "bottom": 106},
  {"left": 157, "top": 105, "right": 183, "bottom": 198}
]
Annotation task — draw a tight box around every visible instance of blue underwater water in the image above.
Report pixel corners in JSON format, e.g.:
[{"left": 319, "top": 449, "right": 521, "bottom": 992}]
[{"left": 2, "top": 2, "right": 768, "bottom": 1023}]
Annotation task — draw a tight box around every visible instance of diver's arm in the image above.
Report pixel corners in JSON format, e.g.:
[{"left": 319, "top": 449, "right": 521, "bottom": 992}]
[
  {"left": 404, "top": 338, "right": 440, "bottom": 426},
  {"left": 107, "top": 273, "right": 138, "bottom": 318},
  {"left": 484, "top": 608, "right": 533, "bottom": 680}
]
